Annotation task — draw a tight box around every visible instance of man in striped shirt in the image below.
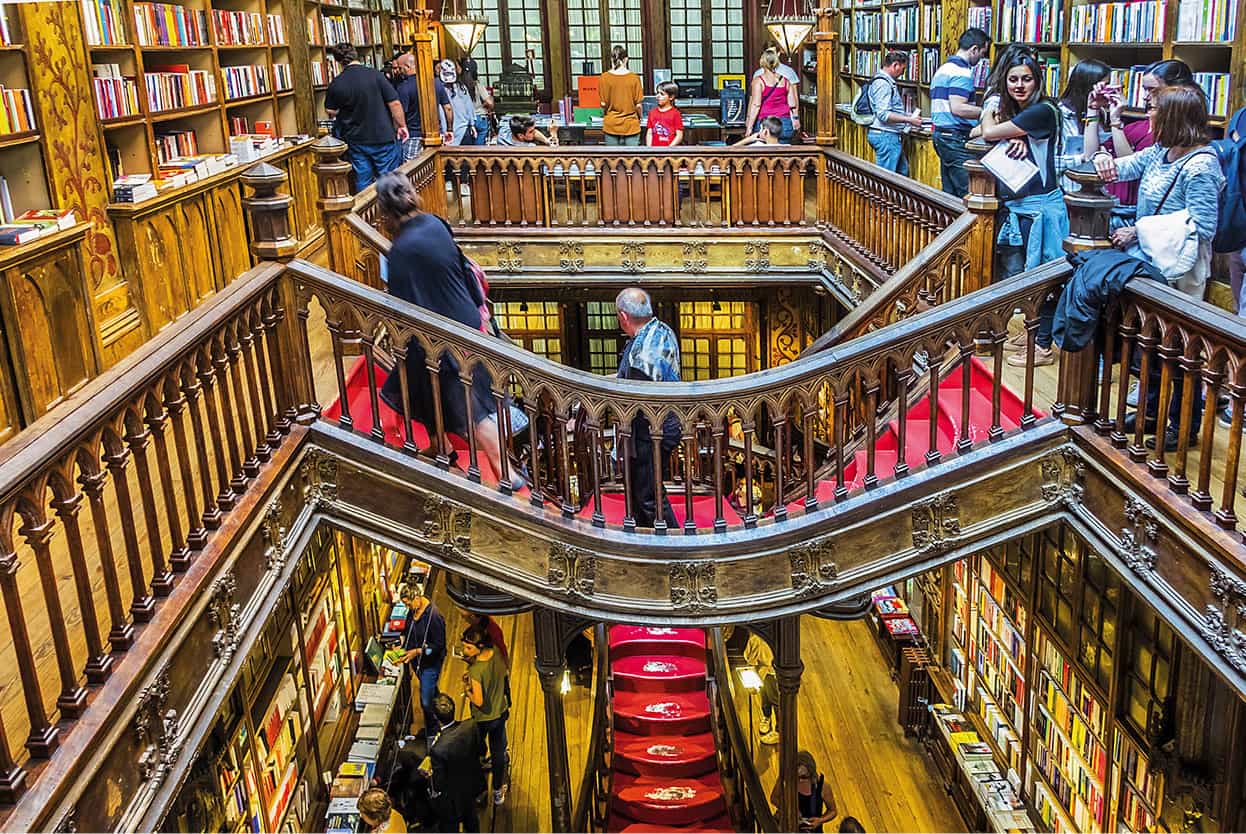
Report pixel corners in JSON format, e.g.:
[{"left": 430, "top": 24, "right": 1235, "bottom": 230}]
[{"left": 929, "top": 28, "right": 991, "bottom": 198}]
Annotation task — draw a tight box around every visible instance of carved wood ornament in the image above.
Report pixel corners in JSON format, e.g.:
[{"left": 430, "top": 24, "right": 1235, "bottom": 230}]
[
  {"left": 670, "top": 561, "right": 717, "bottom": 612},
  {"left": 912, "top": 493, "right": 962, "bottom": 554},
  {"left": 261, "top": 499, "right": 288, "bottom": 572},
  {"left": 1120, "top": 497, "right": 1159, "bottom": 576},
  {"left": 208, "top": 569, "right": 240, "bottom": 661},
  {"left": 422, "top": 495, "right": 472, "bottom": 556},
  {"left": 1202, "top": 566, "right": 1246, "bottom": 676},
  {"left": 789, "top": 538, "right": 838, "bottom": 598},
  {"left": 134, "top": 663, "right": 180, "bottom": 786},
  {"left": 1040, "top": 446, "right": 1085, "bottom": 506},
  {"left": 547, "top": 542, "right": 595, "bottom": 598}
]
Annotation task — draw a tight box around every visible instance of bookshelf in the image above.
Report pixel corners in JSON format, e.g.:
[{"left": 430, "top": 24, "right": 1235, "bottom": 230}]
[
  {"left": 0, "top": 7, "right": 53, "bottom": 222},
  {"left": 1110, "top": 727, "right": 1165, "bottom": 833},
  {"left": 831, "top": 0, "right": 1246, "bottom": 189}
]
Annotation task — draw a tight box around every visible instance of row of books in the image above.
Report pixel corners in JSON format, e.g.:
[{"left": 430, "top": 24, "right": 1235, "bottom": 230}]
[
  {"left": 921, "top": 3, "right": 940, "bottom": 41},
  {"left": 904, "top": 49, "right": 919, "bottom": 81},
  {"left": 91, "top": 65, "right": 141, "bottom": 120},
  {"left": 145, "top": 66, "right": 216, "bottom": 112},
  {"left": 1108, "top": 65, "right": 1148, "bottom": 109},
  {"left": 967, "top": 5, "right": 992, "bottom": 33},
  {"left": 852, "top": 10, "right": 880, "bottom": 41},
  {"left": 976, "top": 581, "right": 1026, "bottom": 669},
  {"left": 975, "top": 691, "right": 1024, "bottom": 773},
  {"left": 1069, "top": 0, "right": 1165, "bottom": 43},
  {"left": 133, "top": 2, "right": 210, "bottom": 47},
  {"left": 883, "top": 6, "right": 918, "bottom": 42},
  {"left": 154, "top": 127, "right": 197, "bottom": 164},
  {"left": 0, "top": 8, "right": 11, "bottom": 46},
  {"left": 221, "top": 64, "right": 270, "bottom": 100},
  {"left": 1036, "top": 632, "right": 1107, "bottom": 738},
  {"left": 274, "top": 63, "right": 293, "bottom": 91},
  {"left": 1195, "top": 71, "right": 1232, "bottom": 117},
  {"left": 266, "top": 13, "right": 286, "bottom": 45},
  {"left": 82, "top": 0, "right": 125, "bottom": 46},
  {"left": 1038, "top": 54, "right": 1061, "bottom": 97},
  {"left": 853, "top": 49, "right": 881, "bottom": 78},
  {"left": 0, "top": 87, "right": 35, "bottom": 136},
  {"left": 0, "top": 209, "right": 77, "bottom": 247},
  {"left": 1031, "top": 777, "right": 1076, "bottom": 833},
  {"left": 310, "top": 58, "right": 341, "bottom": 86},
  {"left": 211, "top": 10, "right": 266, "bottom": 46},
  {"left": 1175, "top": 0, "right": 1237, "bottom": 41},
  {"left": 997, "top": 0, "right": 1064, "bottom": 44},
  {"left": 1032, "top": 718, "right": 1106, "bottom": 831},
  {"left": 307, "top": 10, "right": 323, "bottom": 45},
  {"left": 971, "top": 619, "right": 1025, "bottom": 729}
]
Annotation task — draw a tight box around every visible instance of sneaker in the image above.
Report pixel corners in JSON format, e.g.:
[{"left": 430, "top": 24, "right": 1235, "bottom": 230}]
[
  {"left": 760, "top": 730, "right": 780, "bottom": 745},
  {"left": 1219, "top": 404, "right": 1238, "bottom": 429},
  {"left": 493, "top": 784, "right": 509, "bottom": 805},
  {"left": 758, "top": 715, "right": 772, "bottom": 736},
  {"left": 1126, "top": 381, "right": 1139, "bottom": 407},
  {"left": 1006, "top": 345, "right": 1056, "bottom": 368},
  {"left": 1006, "top": 330, "right": 1027, "bottom": 349}
]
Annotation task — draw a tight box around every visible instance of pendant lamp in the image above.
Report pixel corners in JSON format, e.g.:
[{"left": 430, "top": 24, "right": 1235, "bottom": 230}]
[
  {"left": 763, "top": 0, "right": 815, "bottom": 57},
  {"left": 441, "top": 0, "right": 487, "bottom": 54}
]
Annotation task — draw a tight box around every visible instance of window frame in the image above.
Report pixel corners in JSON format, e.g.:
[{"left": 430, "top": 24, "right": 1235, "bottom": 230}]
[
  {"left": 464, "top": 0, "right": 551, "bottom": 93},
  {"left": 563, "top": 0, "right": 650, "bottom": 91}
]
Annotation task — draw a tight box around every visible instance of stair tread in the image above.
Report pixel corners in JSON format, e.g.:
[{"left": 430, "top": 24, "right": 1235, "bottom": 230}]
[
  {"left": 613, "top": 655, "right": 708, "bottom": 679},
  {"left": 610, "top": 813, "right": 734, "bottom": 833},
  {"left": 611, "top": 773, "right": 728, "bottom": 826},
  {"left": 613, "top": 731, "right": 718, "bottom": 775}
]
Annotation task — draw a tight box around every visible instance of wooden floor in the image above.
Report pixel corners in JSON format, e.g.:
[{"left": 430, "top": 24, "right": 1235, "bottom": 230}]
[
  {"left": 729, "top": 617, "right": 965, "bottom": 834},
  {"left": 424, "top": 575, "right": 593, "bottom": 833}
]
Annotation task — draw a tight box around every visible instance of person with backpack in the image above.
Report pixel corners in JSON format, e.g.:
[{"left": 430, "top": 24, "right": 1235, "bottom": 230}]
[
  {"left": 979, "top": 50, "right": 1070, "bottom": 368},
  {"left": 929, "top": 28, "right": 991, "bottom": 197},
  {"left": 1093, "top": 84, "right": 1225, "bottom": 451},
  {"left": 858, "top": 51, "right": 922, "bottom": 174}
]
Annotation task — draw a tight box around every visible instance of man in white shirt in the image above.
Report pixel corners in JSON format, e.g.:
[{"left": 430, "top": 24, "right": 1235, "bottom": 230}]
[{"left": 750, "top": 42, "right": 801, "bottom": 86}]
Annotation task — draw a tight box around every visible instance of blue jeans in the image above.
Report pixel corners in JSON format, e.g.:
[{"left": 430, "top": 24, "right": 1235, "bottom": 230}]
[
  {"left": 477, "top": 715, "right": 509, "bottom": 790},
  {"left": 867, "top": 129, "right": 908, "bottom": 176},
  {"left": 472, "top": 115, "right": 490, "bottom": 145},
  {"left": 604, "top": 132, "right": 641, "bottom": 146},
  {"left": 347, "top": 140, "right": 401, "bottom": 192},
  {"left": 777, "top": 116, "right": 795, "bottom": 143},
  {"left": 417, "top": 661, "right": 442, "bottom": 733},
  {"left": 932, "top": 129, "right": 973, "bottom": 198}
]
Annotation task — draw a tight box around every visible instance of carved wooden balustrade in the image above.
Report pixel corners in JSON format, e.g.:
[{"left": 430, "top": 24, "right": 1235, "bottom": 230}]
[
  {"left": 286, "top": 256, "right": 1066, "bottom": 535},
  {"left": 571, "top": 622, "right": 613, "bottom": 833}
]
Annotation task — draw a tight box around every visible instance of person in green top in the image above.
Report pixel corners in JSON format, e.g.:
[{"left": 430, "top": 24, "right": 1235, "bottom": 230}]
[{"left": 460, "top": 625, "right": 510, "bottom": 805}]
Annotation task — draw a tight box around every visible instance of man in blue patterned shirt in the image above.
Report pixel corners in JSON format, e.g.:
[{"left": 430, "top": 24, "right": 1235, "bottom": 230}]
[{"left": 616, "top": 288, "right": 681, "bottom": 529}]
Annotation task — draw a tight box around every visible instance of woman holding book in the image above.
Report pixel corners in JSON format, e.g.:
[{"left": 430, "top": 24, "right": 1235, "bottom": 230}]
[{"left": 979, "top": 49, "right": 1070, "bottom": 369}]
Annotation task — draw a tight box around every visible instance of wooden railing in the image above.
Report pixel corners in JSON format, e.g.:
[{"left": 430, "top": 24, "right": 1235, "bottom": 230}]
[
  {"left": 571, "top": 622, "right": 613, "bottom": 833},
  {"left": 286, "top": 257, "right": 1066, "bottom": 534},
  {"left": 709, "top": 627, "right": 779, "bottom": 832},
  {"left": 0, "top": 259, "right": 296, "bottom": 791}
]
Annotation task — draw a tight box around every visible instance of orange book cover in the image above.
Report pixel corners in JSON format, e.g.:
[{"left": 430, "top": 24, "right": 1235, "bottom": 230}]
[{"left": 577, "top": 75, "right": 600, "bottom": 108}]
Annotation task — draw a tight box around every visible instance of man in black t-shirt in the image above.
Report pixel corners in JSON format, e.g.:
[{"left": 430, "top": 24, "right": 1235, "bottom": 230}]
[
  {"left": 324, "top": 42, "right": 408, "bottom": 191},
  {"left": 393, "top": 51, "right": 452, "bottom": 159}
]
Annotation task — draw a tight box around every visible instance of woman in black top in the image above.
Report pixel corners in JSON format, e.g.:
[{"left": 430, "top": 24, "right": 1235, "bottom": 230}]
[
  {"left": 373, "top": 172, "right": 518, "bottom": 487},
  {"left": 770, "top": 750, "right": 838, "bottom": 831}
]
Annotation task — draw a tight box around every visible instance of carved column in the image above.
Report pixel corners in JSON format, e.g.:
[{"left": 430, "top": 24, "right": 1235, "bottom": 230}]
[
  {"left": 533, "top": 608, "right": 572, "bottom": 833},
  {"left": 963, "top": 138, "right": 998, "bottom": 293},
  {"left": 0, "top": 528, "right": 58, "bottom": 758},
  {"left": 412, "top": 1, "right": 442, "bottom": 147},
  {"left": 312, "top": 135, "right": 355, "bottom": 276},
  {"left": 242, "top": 163, "right": 299, "bottom": 263},
  {"left": 774, "top": 616, "right": 804, "bottom": 833},
  {"left": 815, "top": 8, "right": 838, "bottom": 146}
]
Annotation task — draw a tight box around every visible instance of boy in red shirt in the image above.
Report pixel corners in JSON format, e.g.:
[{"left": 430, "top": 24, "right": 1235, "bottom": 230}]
[{"left": 646, "top": 81, "right": 684, "bottom": 147}]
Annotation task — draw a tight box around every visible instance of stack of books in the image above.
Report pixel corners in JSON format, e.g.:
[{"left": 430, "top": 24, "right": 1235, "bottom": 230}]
[
  {"left": 91, "top": 64, "right": 140, "bottom": 120},
  {"left": 113, "top": 174, "right": 158, "bottom": 203},
  {"left": 132, "top": 2, "right": 210, "bottom": 46},
  {"left": 0, "top": 87, "right": 36, "bottom": 135},
  {"left": 0, "top": 209, "right": 77, "bottom": 246}
]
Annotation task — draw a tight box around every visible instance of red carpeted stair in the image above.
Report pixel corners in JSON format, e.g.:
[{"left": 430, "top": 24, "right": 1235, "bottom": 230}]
[{"left": 606, "top": 626, "right": 733, "bottom": 833}]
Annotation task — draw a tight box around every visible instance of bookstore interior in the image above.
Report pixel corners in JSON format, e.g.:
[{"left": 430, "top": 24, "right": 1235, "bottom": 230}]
[{"left": 2, "top": 0, "right": 1246, "bottom": 833}]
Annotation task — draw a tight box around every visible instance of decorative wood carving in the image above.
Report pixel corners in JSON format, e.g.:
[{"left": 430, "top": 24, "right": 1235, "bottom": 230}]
[
  {"left": 558, "top": 242, "right": 584, "bottom": 273},
  {"left": 301, "top": 450, "right": 339, "bottom": 507},
  {"left": 1120, "top": 497, "right": 1160, "bottom": 576},
  {"left": 53, "top": 807, "right": 78, "bottom": 833},
  {"left": 744, "top": 241, "right": 771, "bottom": 272},
  {"left": 134, "top": 663, "right": 179, "bottom": 785},
  {"left": 422, "top": 495, "right": 472, "bottom": 555},
  {"left": 621, "top": 242, "right": 646, "bottom": 274},
  {"left": 547, "top": 542, "right": 595, "bottom": 598},
  {"left": 1201, "top": 566, "right": 1246, "bottom": 676},
  {"left": 912, "top": 493, "right": 962, "bottom": 554},
  {"left": 1040, "top": 446, "right": 1086, "bottom": 506},
  {"left": 496, "top": 241, "right": 524, "bottom": 272},
  {"left": 262, "top": 500, "right": 288, "bottom": 571},
  {"left": 208, "top": 570, "right": 240, "bottom": 661},
  {"left": 789, "top": 538, "right": 838, "bottom": 598},
  {"left": 682, "top": 241, "right": 708, "bottom": 273},
  {"left": 670, "top": 561, "right": 717, "bottom": 612}
]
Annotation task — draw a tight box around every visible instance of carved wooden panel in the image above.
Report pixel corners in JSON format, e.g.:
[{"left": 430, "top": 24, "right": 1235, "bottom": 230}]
[
  {"left": 208, "top": 184, "right": 251, "bottom": 288},
  {"left": 1, "top": 242, "right": 99, "bottom": 416},
  {"left": 124, "top": 205, "right": 186, "bottom": 333},
  {"left": 178, "top": 196, "right": 218, "bottom": 306},
  {"left": 286, "top": 149, "right": 321, "bottom": 242}
]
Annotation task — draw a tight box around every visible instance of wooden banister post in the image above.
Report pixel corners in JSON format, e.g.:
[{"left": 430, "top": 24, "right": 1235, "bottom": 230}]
[
  {"left": 773, "top": 616, "right": 804, "bottom": 834},
  {"left": 814, "top": 8, "right": 838, "bottom": 146},
  {"left": 412, "top": 1, "right": 442, "bottom": 148},
  {"left": 242, "top": 162, "right": 299, "bottom": 263},
  {"left": 312, "top": 135, "right": 355, "bottom": 276},
  {"left": 1055, "top": 165, "right": 1116, "bottom": 425},
  {"left": 534, "top": 608, "right": 574, "bottom": 833},
  {"left": 962, "top": 138, "right": 998, "bottom": 293}
]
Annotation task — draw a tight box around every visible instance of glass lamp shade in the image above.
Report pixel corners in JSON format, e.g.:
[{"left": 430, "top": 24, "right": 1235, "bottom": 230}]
[
  {"left": 764, "top": 18, "right": 815, "bottom": 56},
  {"left": 442, "top": 16, "right": 487, "bottom": 53}
]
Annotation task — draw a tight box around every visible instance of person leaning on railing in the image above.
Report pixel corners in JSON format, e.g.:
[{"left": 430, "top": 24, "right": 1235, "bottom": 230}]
[
  {"left": 494, "top": 114, "right": 557, "bottom": 147},
  {"left": 372, "top": 171, "right": 524, "bottom": 489},
  {"left": 1092, "top": 85, "right": 1225, "bottom": 452}
]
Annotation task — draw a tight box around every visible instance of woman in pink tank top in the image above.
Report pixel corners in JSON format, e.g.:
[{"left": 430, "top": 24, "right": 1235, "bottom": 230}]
[{"left": 746, "top": 49, "right": 799, "bottom": 142}]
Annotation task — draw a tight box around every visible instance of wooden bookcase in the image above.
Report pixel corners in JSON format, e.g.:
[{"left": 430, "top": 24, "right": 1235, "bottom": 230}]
[
  {"left": 0, "top": 8, "right": 54, "bottom": 220},
  {"left": 832, "top": 0, "right": 1246, "bottom": 191}
]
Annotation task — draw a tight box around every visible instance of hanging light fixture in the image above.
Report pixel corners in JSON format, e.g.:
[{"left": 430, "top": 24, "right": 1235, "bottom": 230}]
[
  {"left": 441, "top": 0, "right": 488, "bottom": 54},
  {"left": 763, "top": 0, "right": 815, "bottom": 58}
]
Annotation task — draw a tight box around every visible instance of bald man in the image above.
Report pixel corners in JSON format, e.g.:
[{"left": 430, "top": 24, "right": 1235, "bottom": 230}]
[
  {"left": 393, "top": 52, "right": 451, "bottom": 159},
  {"left": 616, "top": 288, "right": 681, "bottom": 530}
]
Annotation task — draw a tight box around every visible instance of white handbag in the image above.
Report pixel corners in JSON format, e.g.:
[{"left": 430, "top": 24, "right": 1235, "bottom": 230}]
[{"left": 1136, "top": 208, "right": 1199, "bottom": 282}]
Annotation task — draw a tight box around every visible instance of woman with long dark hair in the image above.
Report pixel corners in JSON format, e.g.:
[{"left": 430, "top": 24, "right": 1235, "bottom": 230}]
[
  {"left": 1055, "top": 59, "right": 1111, "bottom": 191},
  {"left": 979, "top": 49, "right": 1069, "bottom": 368},
  {"left": 599, "top": 45, "right": 643, "bottom": 145},
  {"left": 372, "top": 171, "right": 520, "bottom": 487}
]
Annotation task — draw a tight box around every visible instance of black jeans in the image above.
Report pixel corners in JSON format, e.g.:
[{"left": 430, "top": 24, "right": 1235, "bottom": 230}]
[
  {"left": 477, "top": 715, "right": 508, "bottom": 790},
  {"left": 1132, "top": 350, "right": 1205, "bottom": 438},
  {"left": 760, "top": 673, "right": 779, "bottom": 720},
  {"left": 931, "top": 130, "right": 973, "bottom": 199},
  {"left": 627, "top": 414, "right": 679, "bottom": 528}
]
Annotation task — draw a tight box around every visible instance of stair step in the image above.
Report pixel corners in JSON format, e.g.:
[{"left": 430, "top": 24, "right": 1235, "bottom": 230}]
[
  {"left": 612, "top": 691, "right": 712, "bottom": 736},
  {"left": 613, "top": 731, "right": 717, "bottom": 778},
  {"left": 611, "top": 814, "right": 734, "bottom": 833},
  {"left": 610, "top": 774, "right": 727, "bottom": 826},
  {"left": 612, "top": 655, "right": 707, "bottom": 694},
  {"left": 609, "top": 626, "right": 707, "bottom": 661}
]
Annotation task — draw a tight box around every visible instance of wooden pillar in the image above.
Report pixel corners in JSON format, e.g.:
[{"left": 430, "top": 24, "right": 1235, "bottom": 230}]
[
  {"left": 815, "top": 8, "right": 838, "bottom": 146},
  {"left": 533, "top": 608, "right": 572, "bottom": 833},
  {"left": 963, "top": 138, "right": 998, "bottom": 293},
  {"left": 312, "top": 136, "right": 355, "bottom": 276},
  {"left": 242, "top": 163, "right": 300, "bottom": 263},
  {"left": 413, "top": 1, "right": 442, "bottom": 147},
  {"left": 774, "top": 615, "right": 804, "bottom": 833},
  {"left": 544, "top": 0, "right": 569, "bottom": 102}
]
